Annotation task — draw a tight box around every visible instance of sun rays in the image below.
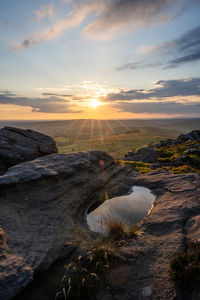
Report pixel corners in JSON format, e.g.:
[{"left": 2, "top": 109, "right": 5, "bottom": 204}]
[{"left": 89, "top": 99, "right": 101, "bottom": 108}]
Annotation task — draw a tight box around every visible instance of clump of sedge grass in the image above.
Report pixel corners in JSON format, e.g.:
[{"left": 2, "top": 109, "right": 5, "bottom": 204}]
[
  {"left": 56, "top": 213, "right": 140, "bottom": 300},
  {"left": 55, "top": 260, "right": 98, "bottom": 300},
  {"left": 105, "top": 218, "right": 127, "bottom": 240},
  {"left": 88, "top": 238, "right": 123, "bottom": 272},
  {"left": 169, "top": 240, "right": 200, "bottom": 291},
  {"left": 55, "top": 236, "right": 122, "bottom": 300}
]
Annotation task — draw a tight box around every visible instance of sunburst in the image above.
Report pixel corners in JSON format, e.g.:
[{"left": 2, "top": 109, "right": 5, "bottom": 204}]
[{"left": 90, "top": 99, "right": 101, "bottom": 108}]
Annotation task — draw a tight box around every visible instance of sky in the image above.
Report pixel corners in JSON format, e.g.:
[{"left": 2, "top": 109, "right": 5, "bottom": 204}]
[{"left": 0, "top": 0, "right": 200, "bottom": 120}]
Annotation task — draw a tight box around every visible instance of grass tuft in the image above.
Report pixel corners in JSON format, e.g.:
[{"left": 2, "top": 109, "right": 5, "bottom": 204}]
[
  {"left": 56, "top": 261, "right": 99, "bottom": 300},
  {"left": 56, "top": 235, "right": 124, "bottom": 299},
  {"left": 105, "top": 218, "right": 127, "bottom": 240}
]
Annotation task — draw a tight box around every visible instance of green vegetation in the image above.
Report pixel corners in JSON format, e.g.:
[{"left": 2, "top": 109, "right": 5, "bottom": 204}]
[
  {"left": 14, "top": 119, "right": 182, "bottom": 159},
  {"left": 14, "top": 118, "right": 200, "bottom": 171},
  {"left": 118, "top": 140, "right": 200, "bottom": 174},
  {"left": 169, "top": 240, "right": 200, "bottom": 291},
  {"left": 156, "top": 141, "right": 200, "bottom": 174},
  {"left": 117, "top": 160, "right": 152, "bottom": 173},
  {"left": 57, "top": 126, "right": 178, "bottom": 159},
  {"left": 155, "top": 141, "right": 198, "bottom": 159}
]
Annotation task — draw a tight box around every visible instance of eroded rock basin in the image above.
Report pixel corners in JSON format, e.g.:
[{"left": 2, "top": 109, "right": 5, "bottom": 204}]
[{"left": 87, "top": 186, "right": 155, "bottom": 233}]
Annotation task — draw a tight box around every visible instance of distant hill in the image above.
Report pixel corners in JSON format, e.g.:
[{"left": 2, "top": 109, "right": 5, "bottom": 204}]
[{"left": 1, "top": 119, "right": 199, "bottom": 158}]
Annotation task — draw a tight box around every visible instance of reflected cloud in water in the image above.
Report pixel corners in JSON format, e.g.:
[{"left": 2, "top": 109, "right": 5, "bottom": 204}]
[{"left": 87, "top": 186, "right": 155, "bottom": 233}]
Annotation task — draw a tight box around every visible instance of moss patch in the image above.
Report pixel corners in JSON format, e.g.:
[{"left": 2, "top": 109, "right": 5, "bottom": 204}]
[{"left": 117, "top": 160, "right": 152, "bottom": 173}]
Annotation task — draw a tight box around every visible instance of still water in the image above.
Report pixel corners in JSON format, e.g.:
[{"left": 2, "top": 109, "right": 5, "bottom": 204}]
[{"left": 87, "top": 186, "right": 155, "bottom": 233}]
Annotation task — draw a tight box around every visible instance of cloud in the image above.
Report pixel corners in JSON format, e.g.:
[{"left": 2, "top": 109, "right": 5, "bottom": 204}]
[
  {"left": 139, "top": 45, "right": 156, "bottom": 54},
  {"left": 164, "top": 26, "right": 200, "bottom": 68},
  {"left": 0, "top": 18, "right": 12, "bottom": 26},
  {"left": 0, "top": 93, "right": 81, "bottom": 113},
  {"left": 34, "top": 4, "right": 54, "bottom": 21},
  {"left": 11, "top": 0, "right": 200, "bottom": 50},
  {"left": 117, "top": 61, "right": 162, "bottom": 71},
  {"left": 11, "top": 1, "right": 97, "bottom": 51},
  {"left": 42, "top": 92, "right": 72, "bottom": 97},
  {"left": 0, "top": 18, "right": 19, "bottom": 27},
  {"left": 138, "top": 26, "right": 200, "bottom": 69},
  {"left": 84, "top": 0, "right": 198, "bottom": 39},
  {"left": 113, "top": 101, "right": 200, "bottom": 116},
  {"left": 0, "top": 90, "right": 17, "bottom": 97},
  {"left": 118, "top": 26, "right": 200, "bottom": 71},
  {"left": 104, "top": 78, "right": 200, "bottom": 101}
]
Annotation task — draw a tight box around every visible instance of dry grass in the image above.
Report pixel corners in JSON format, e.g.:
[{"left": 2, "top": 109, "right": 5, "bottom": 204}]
[
  {"left": 56, "top": 216, "right": 139, "bottom": 299},
  {"left": 88, "top": 238, "right": 123, "bottom": 272},
  {"left": 105, "top": 218, "right": 127, "bottom": 240},
  {"left": 56, "top": 234, "right": 123, "bottom": 299}
]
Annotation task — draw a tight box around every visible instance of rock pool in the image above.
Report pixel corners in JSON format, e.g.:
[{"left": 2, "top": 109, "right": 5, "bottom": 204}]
[{"left": 87, "top": 186, "right": 155, "bottom": 233}]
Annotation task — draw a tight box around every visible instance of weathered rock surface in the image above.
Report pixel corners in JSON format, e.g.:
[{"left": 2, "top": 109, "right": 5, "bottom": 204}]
[
  {"left": 100, "top": 170, "right": 200, "bottom": 300},
  {"left": 185, "top": 148, "right": 200, "bottom": 156},
  {"left": 13, "top": 169, "right": 200, "bottom": 300},
  {"left": 171, "top": 154, "right": 200, "bottom": 168},
  {"left": 0, "top": 150, "right": 129, "bottom": 300},
  {"left": 124, "top": 147, "right": 159, "bottom": 163},
  {"left": 154, "top": 139, "right": 173, "bottom": 148},
  {"left": 0, "top": 127, "right": 58, "bottom": 174},
  {"left": 1, "top": 127, "right": 200, "bottom": 300},
  {"left": 0, "top": 228, "right": 33, "bottom": 300}
]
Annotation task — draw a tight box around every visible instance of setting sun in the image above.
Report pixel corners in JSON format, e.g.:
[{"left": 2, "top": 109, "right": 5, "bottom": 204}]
[{"left": 90, "top": 99, "right": 101, "bottom": 108}]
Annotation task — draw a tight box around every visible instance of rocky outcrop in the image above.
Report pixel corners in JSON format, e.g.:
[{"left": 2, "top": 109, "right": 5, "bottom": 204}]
[
  {"left": 124, "top": 147, "right": 159, "bottom": 163},
  {"left": 0, "top": 127, "right": 58, "bottom": 174},
  {"left": 176, "top": 130, "right": 200, "bottom": 144},
  {"left": 155, "top": 130, "right": 200, "bottom": 148},
  {"left": 0, "top": 150, "right": 129, "bottom": 300},
  {"left": 171, "top": 155, "right": 200, "bottom": 168},
  {"left": 123, "top": 130, "right": 200, "bottom": 171}
]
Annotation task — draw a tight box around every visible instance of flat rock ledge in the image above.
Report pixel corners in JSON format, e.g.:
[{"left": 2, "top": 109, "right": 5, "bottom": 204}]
[{"left": 0, "top": 150, "right": 128, "bottom": 300}]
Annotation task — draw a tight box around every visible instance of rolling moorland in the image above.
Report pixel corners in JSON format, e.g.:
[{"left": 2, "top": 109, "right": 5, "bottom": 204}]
[{"left": 1, "top": 118, "right": 200, "bottom": 159}]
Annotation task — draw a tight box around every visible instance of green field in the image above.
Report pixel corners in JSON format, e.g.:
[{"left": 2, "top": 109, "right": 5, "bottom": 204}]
[
  {"left": 4, "top": 118, "right": 199, "bottom": 159},
  {"left": 56, "top": 126, "right": 178, "bottom": 158},
  {"left": 4, "top": 118, "right": 198, "bottom": 159}
]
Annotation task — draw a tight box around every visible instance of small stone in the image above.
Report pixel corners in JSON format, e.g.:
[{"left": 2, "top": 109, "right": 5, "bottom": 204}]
[{"left": 142, "top": 286, "right": 152, "bottom": 297}]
